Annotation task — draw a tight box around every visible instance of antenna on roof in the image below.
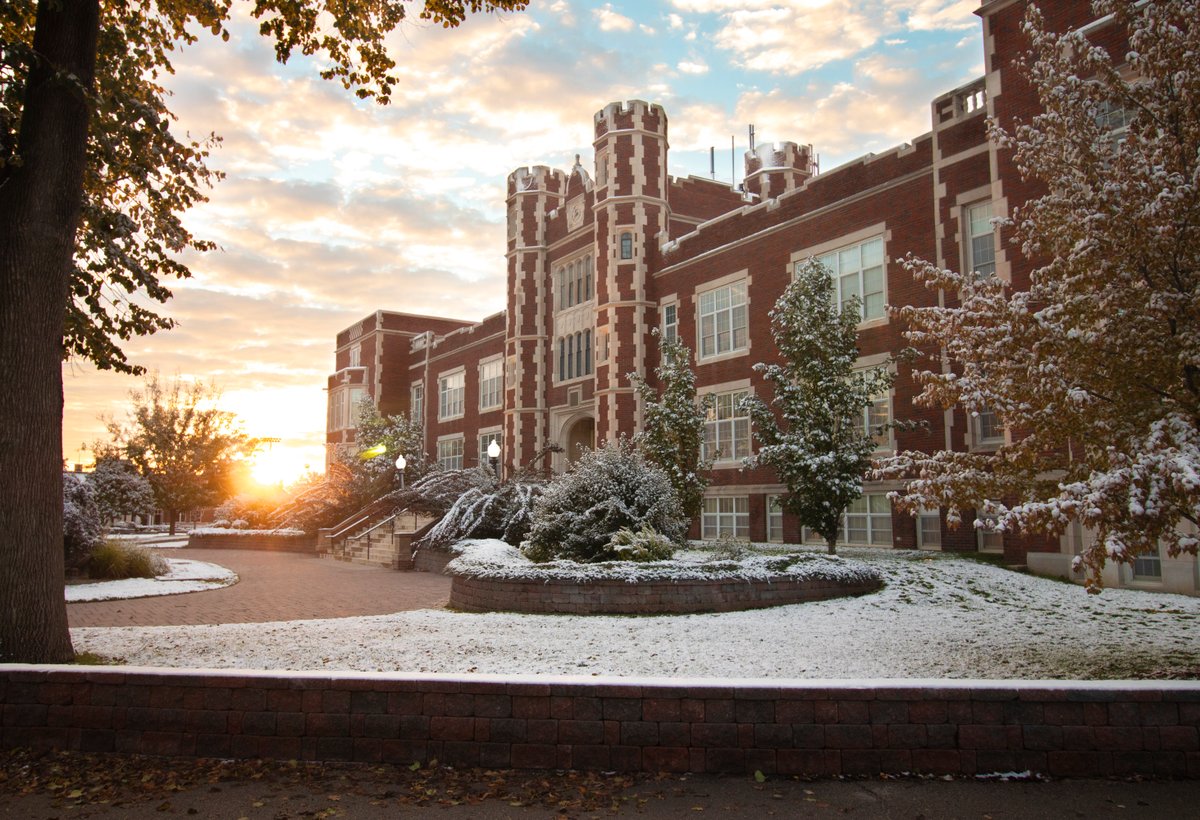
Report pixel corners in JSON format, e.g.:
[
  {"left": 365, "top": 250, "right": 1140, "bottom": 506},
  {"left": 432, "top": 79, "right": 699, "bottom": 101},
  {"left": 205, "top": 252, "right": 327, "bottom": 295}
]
[
  {"left": 710, "top": 146, "right": 715, "bottom": 180},
  {"left": 749, "top": 124, "right": 756, "bottom": 152},
  {"left": 730, "top": 135, "right": 735, "bottom": 188}
]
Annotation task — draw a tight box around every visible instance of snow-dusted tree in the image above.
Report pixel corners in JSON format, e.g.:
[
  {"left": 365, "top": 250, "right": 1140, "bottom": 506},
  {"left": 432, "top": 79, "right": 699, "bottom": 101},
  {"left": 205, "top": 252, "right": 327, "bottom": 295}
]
[
  {"left": 345, "top": 397, "right": 429, "bottom": 495},
  {"left": 629, "top": 334, "right": 714, "bottom": 519},
  {"left": 742, "top": 259, "right": 894, "bottom": 555},
  {"left": 88, "top": 457, "right": 154, "bottom": 525},
  {"left": 878, "top": 0, "right": 1200, "bottom": 590},
  {"left": 63, "top": 474, "right": 102, "bottom": 569},
  {"left": 522, "top": 439, "right": 687, "bottom": 563}
]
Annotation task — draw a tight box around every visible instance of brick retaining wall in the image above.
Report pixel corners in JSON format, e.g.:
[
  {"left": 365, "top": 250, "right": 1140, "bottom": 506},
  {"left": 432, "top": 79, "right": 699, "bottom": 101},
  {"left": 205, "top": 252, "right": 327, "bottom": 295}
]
[
  {"left": 2, "top": 667, "right": 1197, "bottom": 777},
  {"left": 187, "top": 534, "right": 317, "bottom": 553},
  {"left": 449, "top": 574, "right": 884, "bottom": 614}
]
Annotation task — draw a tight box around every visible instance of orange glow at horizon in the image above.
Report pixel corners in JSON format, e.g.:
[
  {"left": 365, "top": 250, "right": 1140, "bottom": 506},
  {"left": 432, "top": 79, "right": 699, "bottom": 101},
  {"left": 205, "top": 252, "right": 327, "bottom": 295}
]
[{"left": 249, "top": 446, "right": 320, "bottom": 488}]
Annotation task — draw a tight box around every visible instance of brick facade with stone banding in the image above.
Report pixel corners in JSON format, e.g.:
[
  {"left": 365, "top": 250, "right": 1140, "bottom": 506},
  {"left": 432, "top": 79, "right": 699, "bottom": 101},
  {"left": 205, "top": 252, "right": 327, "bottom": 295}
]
[{"left": 322, "top": 1, "right": 1198, "bottom": 591}]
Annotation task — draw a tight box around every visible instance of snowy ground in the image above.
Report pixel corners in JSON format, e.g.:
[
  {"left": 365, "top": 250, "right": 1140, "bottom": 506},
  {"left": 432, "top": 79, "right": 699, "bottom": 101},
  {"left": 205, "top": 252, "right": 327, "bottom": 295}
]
[
  {"left": 66, "top": 558, "right": 237, "bottom": 603},
  {"left": 109, "top": 534, "right": 190, "bottom": 549},
  {"left": 70, "top": 548, "right": 1200, "bottom": 680}
]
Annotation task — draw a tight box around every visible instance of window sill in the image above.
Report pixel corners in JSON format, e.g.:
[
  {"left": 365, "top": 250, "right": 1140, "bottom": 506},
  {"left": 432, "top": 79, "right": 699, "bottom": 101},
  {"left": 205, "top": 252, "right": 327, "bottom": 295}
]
[
  {"left": 479, "top": 404, "right": 503, "bottom": 413},
  {"left": 438, "top": 414, "right": 465, "bottom": 423},
  {"left": 697, "top": 347, "right": 750, "bottom": 366}
]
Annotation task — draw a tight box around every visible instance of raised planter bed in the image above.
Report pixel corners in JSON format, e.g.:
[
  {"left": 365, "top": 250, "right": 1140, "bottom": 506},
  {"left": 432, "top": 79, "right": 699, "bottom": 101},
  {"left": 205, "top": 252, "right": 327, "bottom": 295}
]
[
  {"left": 445, "top": 540, "right": 883, "bottom": 615},
  {"left": 188, "top": 528, "right": 316, "bottom": 553}
]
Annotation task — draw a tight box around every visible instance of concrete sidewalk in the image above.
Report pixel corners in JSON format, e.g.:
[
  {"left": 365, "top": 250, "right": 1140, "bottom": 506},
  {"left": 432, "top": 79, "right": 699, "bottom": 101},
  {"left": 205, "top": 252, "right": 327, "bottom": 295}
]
[
  {"left": 67, "top": 549, "right": 451, "bottom": 627},
  {"left": 0, "top": 749, "right": 1193, "bottom": 819}
]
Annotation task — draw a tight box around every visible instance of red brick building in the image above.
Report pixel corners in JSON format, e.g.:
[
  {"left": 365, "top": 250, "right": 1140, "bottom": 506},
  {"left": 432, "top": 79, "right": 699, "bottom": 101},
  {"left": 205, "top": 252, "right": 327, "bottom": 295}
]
[{"left": 326, "top": 0, "right": 1196, "bottom": 588}]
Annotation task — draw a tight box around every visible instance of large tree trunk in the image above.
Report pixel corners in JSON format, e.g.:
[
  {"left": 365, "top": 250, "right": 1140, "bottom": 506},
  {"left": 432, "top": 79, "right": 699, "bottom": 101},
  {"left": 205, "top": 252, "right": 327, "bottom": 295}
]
[
  {"left": 0, "top": 1, "right": 100, "bottom": 663},
  {"left": 825, "top": 535, "right": 837, "bottom": 556}
]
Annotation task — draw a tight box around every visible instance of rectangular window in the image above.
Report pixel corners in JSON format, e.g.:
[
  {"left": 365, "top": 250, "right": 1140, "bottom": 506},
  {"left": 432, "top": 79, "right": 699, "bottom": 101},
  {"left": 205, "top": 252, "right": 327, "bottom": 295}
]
[
  {"left": 478, "top": 431, "right": 502, "bottom": 466},
  {"left": 856, "top": 369, "right": 891, "bottom": 450},
  {"left": 662, "top": 303, "right": 678, "bottom": 344},
  {"left": 813, "top": 236, "right": 885, "bottom": 321},
  {"left": 703, "top": 390, "right": 750, "bottom": 463},
  {"left": 479, "top": 359, "right": 503, "bottom": 411},
  {"left": 620, "top": 232, "right": 633, "bottom": 259},
  {"left": 438, "top": 371, "right": 464, "bottom": 420},
  {"left": 766, "top": 495, "right": 784, "bottom": 543},
  {"left": 348, "top": 344, "right": 361, "bottom": 368},
  {"left": 843, "top": 494, "right": 893, "bottom": 547},
  {"left": 346, "top": 388, "right": 366, "bottom": 429},
  {"left": 702, "top": 496, "right": 749, "bottom": 540},
  {"left": 558, "top": 269, "right": 567, "bottom": 310},
  {"left": 558, "top": 338, "right": 566, "bottom": 381},
  {"left": 437, "top": 437, "right": 464, "bottom": 471},
  {"left": 698, "top": 281, "right": 748, "bottom": 359},
  {"left": 974, "top": 407, "right": 1004, "bottom": 447},
  {"left": 410, "top": 383, "right": 424, "bottom": 423},
  {"left": 917, "top": 507, "right": 942, "bottom": 550},
  {"left": 584, "top": 256, "right": 593, "bottom": 300},
  {"left": 966, "top": 202, "right": 996, "bottom": 278},
  {"left": 1132, "top": 547, "right": 1162, "bottom": 580},
  {"left": 585, "top": 330, "right": 592, "bottom": 375},
  {"left": 977, "top": 504, "right": 1003, "bottom": 553}
]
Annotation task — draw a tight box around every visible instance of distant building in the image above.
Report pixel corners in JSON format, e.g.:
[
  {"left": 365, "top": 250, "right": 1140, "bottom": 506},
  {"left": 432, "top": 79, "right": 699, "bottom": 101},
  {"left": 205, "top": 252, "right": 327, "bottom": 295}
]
[{"left": 325, "top": 0, "right": 1199, "bottom": 594}]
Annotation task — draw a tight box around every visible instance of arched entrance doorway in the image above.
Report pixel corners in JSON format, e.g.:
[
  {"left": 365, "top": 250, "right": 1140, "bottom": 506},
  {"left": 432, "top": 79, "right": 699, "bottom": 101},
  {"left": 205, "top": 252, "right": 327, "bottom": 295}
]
[{"left": 564, "top": 416, "right": 595, "bottom": 467}]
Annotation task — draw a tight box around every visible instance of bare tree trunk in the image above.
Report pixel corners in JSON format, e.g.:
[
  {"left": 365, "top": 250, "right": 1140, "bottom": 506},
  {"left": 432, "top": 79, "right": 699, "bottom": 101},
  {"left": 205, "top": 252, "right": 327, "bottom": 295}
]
[
  {"left": 826, "top": 535, "right": 837, "bottom": 556},
  {"left": 0, "top": 0, "right": 100, "bottom": 663},
  {"left": 168, "top": 510, "right": 178, "bottom": 536}
]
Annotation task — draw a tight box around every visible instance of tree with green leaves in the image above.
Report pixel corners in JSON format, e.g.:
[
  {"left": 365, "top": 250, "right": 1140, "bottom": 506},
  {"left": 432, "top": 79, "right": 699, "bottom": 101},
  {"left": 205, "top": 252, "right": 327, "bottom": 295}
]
[
  {"left": 878, "top": 0, "right": 1200, "bottom": 590},
  {"left": 629, "top": 334, "right": 714, "bottom": 520},
  {"left": 0, "top": 0, "right": 526, "bottom": 662},
  {"left": 104, "top": 374, "right": 260, "bottom": 535},
  {"left": 88, "top": 456, "right": 155, "bottom": 525},
  {"left": 742, "top": 259, "right": 894, "bottom": 555}
]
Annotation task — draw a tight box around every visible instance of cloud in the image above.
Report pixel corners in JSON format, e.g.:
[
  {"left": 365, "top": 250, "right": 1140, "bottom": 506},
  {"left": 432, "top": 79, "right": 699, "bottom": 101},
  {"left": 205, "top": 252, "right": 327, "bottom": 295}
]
[
  {"left": 677, "top": 60, "right": 710, "bottom": 75},
  {"left": 593, "top": 4, "right": 635, "bottom": 32}
]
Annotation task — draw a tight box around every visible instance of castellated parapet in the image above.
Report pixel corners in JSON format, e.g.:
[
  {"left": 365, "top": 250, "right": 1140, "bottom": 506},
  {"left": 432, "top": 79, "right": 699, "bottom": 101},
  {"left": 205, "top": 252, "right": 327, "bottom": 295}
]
[{"left": 743, "top": 141, "right": 816, "bottom": 200}]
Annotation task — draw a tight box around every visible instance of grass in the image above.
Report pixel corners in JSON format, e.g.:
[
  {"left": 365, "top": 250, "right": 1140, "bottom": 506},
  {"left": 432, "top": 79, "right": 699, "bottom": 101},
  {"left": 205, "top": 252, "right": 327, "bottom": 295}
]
[{"left": 87, "top": 540, "right": 168, "bottom": 581}]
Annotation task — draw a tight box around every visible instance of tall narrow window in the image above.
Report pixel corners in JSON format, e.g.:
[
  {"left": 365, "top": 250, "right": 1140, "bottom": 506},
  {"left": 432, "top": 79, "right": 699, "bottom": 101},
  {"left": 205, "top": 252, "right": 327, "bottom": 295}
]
[
  {"left": 917, "top": 507, "right": 941, "bottom": 549},
  {"left": 584, "top": 256, "right": 593, "bottom": 300},
  {"left": 567, "top": 271, "right": 574, "bottom": 306},
  {"left": 766, "top": 495, "right": 784, "bottom": 543},
  {"left": 437, "top": 437, "right": 464, "bottom": 471},
  {"left": 813, "top": 236, "right": 886, "bottom": 321},
  {"left": 585, "top": 330, "right": 592, "bottom": 375},
  {"left": 558, "top": 269, "right": 567, "bottom": 310},
  {"left": 974, "top": 407, "right": 1003, "bottom": 447},
  {"left": 558, "top": 338, "right": 566, "bottom": 381},
  {"left": 478, "top": 358, "right": 503, "bottom": 411},
  {"left": 620, "top": 232, "right": 633, "bottom": 259},
  {"left": 575, "top": 332, "right": 584, "bottom": 378},
  {"left": 566, "top": 337, "right": 574, "bottom": 380},
  {"left": 967, "top": 202, "right": 996, "bottom": 278},
  {"left": 698, "top": 282, "right": 748, "bottom": 359},
  {"left": 410, "top": 383, "right": 423, "bottom": 423},
  {"left": 703, "top": 390, "right": 751, "bottom": 462},
  {"left": 438, "top": 371, "right": 464, "bottom": 420},
  {"left": 662, "top": 303, "right": 678, "bottom": 344},
  {"left": 575, "top": 262, "right": 584, "bottom": 305}
]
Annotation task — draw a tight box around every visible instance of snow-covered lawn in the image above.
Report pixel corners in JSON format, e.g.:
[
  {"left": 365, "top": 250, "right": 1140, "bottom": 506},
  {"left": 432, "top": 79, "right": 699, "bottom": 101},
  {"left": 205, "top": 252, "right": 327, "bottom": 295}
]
[
  {"left": 66, "top": 558, "right": 237, "bottom": 603},
  {"left": 71, "top": 547, "right": 1200, "bottom": 680}
]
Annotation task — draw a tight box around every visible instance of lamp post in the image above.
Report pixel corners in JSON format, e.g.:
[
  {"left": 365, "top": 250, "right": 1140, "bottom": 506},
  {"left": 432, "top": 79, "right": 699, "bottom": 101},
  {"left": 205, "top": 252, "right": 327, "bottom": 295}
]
[
  {"left": 395, "top": 453, "right": 407, "bottom": 490},
  {"left": 486, "top": 438, "right": 500, "bottom": 479}
]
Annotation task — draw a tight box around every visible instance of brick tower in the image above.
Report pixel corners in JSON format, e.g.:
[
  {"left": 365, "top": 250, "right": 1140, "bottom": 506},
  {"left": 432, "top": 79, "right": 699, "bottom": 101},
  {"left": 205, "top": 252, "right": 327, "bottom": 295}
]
[
  {"left": 591, "top": 100, "right": 670, "bottom": 444},
  {"left": 742, "top": 141, "right": 816, "bottom": 201},
  {"left": 504, "top": 165, "right": 567, "bottom": 474}
]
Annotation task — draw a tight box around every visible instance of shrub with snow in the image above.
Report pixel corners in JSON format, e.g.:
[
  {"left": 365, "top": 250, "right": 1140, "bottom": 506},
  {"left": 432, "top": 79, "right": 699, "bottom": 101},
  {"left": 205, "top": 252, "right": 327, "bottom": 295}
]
[
  {"left": 64, "top": 474, "right": 104, "bottom": 568},
  {"left": 419, "top": 470, "right": 548, "bottom": 551},
  {"left": 522, "top": 440, "right": 686, "bottom": 563},
  {"left": 607, "top": 525, "right": 676, "bottom": 563}
]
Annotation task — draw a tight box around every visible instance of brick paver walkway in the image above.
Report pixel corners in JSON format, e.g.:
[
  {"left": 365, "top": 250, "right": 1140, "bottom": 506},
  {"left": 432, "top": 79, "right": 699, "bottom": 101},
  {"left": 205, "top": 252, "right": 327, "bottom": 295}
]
[{"left": 67, "top": 549, "right": 451, "bottom": 628}]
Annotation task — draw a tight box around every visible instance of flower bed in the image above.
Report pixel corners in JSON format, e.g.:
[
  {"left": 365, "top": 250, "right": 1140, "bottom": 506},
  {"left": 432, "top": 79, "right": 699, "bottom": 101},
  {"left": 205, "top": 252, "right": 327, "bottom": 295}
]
[
  {"left": 446, "top": 540, "right": 883, "bottom": 614},
  {"left": 188, "top": 527, "right": 315, "bottom": 553}
]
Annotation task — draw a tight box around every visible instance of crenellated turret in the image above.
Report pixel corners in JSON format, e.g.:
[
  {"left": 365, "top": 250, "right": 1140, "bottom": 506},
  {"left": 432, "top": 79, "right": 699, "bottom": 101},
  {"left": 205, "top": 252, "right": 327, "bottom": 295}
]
[
  {"left": 591, "top": 100, "right": 670, "bottom": 444},
  {"left": 503, "top": 165, "right": 568, "bottom": 473},
  {"left": 743, "top": 141, "right": 816, "bottom": 200}
]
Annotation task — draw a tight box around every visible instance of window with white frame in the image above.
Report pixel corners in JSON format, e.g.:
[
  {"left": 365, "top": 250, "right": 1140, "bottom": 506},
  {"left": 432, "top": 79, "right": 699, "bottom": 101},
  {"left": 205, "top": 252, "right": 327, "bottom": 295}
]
[
  {"left": 661, "top": 303, "right": 678, "bottom": 345},
  {"left": 437, "top": 437, "right": 464, "bottom": 471},
  {"left": 619, "top": 232, "right": 633, "bottom": 260},
  {"left": 1132, "top": 546, "right": 1162, "bottom": 580},
  {"left": 478, "top": 431, "right": 502, "bottom": 466},
  {"left": 410, "top": 383, "right": 424, "bottom": 422},
  {"left": 438, "top": 370, "right": 464, "bottom": 420},
  {"left": 973, "top": 407, "right": 1004, "bottom": 447},
  {"left": 766, "top": 495, "right": 784, "bottom": 543},
  {"left": 976, "top": 504, "right": 1003, "bottom": 553},
  {"left": 348, "top": 344, "right": 361, "bottom": 368},
  {"left": 855, "top": 368, "right": 891, "bottom": 450},
  {"left": 917, "top": 507, "right": 941, "bottom": 549},
  {"left": 966, "top": 202, "right": 996, "bottom": 278},
  {"left": 698, "top": 281, "right": 748, "bottom": 359},
  {"left": 1096, "top": 101, "right": 1134, "bottom": 151},
  {"left": 702, "top": 390, "right": 750, "bottom": 463},
  {"left": 557, "top": 330, "right": 592, "bottom": 381},
  {"left": 805, "top": 493, "right": 893, "bottom": 547},
  {"left": 478, "top": 358, "right": 503, "bottom": 411},
  {"left": 813, "top": 236, "right": 886, "bottom": 322},
  {"left": 330, "top": 387, "right": 366, "bottom": 431},
  {"left": 702, "top": 496, "right": 749, "bottom": 540}
]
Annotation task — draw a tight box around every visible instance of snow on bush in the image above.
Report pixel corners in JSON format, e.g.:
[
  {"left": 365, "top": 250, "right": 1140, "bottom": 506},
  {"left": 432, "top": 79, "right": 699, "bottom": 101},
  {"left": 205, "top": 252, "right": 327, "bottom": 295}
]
[
  {"left": 450, "top": 538, "right": 882, "bottom": 586},
  {"left": 607, "top": 525, "right": 676, "bottom": 562},
  {"left": 420, "top": 471, "right": 547, "bottom": 550},
  {"left": 63, "top": 473, "right": 103, "bottom": 567},
  {"left": 190, "top": 526, "right": 306, "bottom": 537},
  {"left": 521, "top": 440, "right": 687, "bottom": 563}
]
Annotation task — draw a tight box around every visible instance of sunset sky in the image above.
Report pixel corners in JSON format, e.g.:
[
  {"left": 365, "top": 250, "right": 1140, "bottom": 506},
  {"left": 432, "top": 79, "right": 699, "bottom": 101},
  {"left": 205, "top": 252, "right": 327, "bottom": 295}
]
[{"left": 62, "top": 0, "right": 987, "bottom": 485}]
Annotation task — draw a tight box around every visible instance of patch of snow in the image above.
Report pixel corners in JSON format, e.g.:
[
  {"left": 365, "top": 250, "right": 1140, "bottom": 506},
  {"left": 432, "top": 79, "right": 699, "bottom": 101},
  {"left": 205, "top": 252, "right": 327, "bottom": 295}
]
[
  {"left": 191, "top": 527, "right": 305, "bottom": 537},
  {"left": 70, "top": 547, "right": 1200, "bottom": 679},
  {"left": 66, "top": 558, "right": 237, "bottom": 603}
]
